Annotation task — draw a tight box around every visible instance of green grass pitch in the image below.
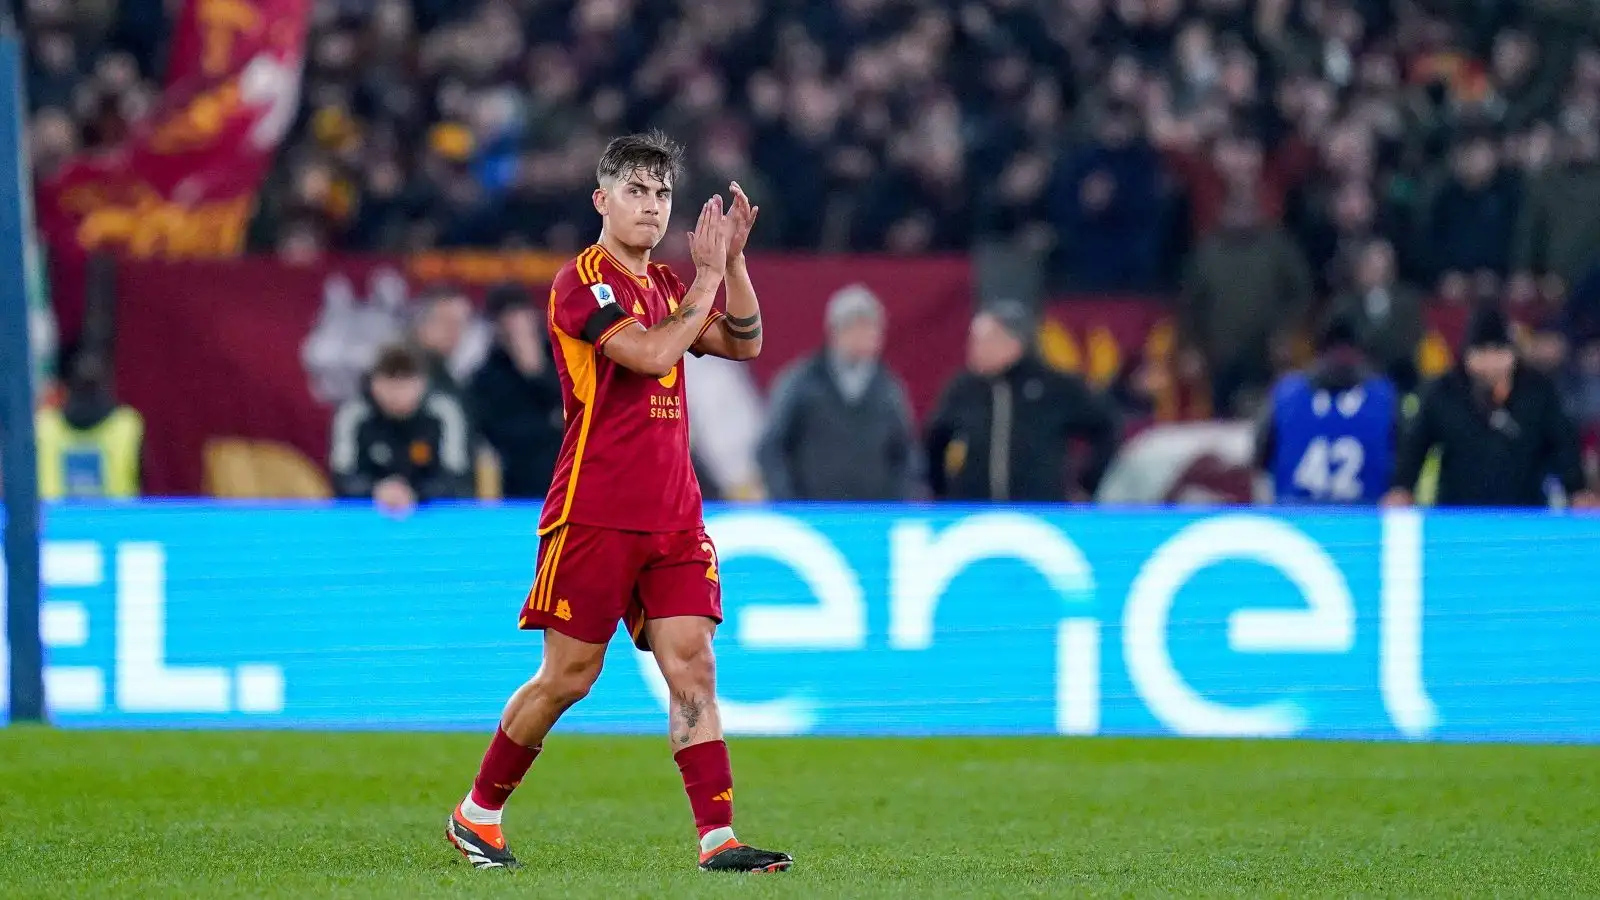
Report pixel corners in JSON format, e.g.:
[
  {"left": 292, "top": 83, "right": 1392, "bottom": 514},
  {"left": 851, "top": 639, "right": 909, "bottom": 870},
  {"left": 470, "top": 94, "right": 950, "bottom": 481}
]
[{"left": 1, "top": 728, "right": 1596, "bottom": 898}]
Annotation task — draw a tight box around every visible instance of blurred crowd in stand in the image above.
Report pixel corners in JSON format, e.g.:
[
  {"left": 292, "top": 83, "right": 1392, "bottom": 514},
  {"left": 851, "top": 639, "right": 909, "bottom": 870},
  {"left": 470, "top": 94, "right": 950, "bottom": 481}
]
[{"left": 18, "top": 0, "right": 1600, "bottom": 506}]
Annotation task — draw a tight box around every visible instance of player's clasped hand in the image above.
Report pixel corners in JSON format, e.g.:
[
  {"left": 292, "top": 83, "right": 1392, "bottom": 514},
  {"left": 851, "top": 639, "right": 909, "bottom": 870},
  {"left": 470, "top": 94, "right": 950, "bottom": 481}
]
[
  {"left": 724, "top": 181, "right": 760, "bottom": 265},
  {"left": 688, "top": 195, "right": 733, "bottom": 276}
]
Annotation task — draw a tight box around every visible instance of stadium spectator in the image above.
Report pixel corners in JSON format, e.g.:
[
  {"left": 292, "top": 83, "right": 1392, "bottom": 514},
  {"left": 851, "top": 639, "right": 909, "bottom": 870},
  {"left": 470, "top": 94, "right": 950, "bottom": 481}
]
[
  {"left": 1512, "top": 127, "right": 1600, "bottom": 300},
  {"left": 330, "top": 343, "right": 473, "bottom": 514},
  {"left": 1178, "top": 193, "right": 1315, "bottom": 416},
  {"left": 756, "top": 285, "right": 916, "bottom": 501},
  {"left": 27, "top": 108, "right": 78, "bottom": 179},
  {"left": 1329, "top": 238, "right": 1425, "bottom": 393},
  {"left": 1385, "top": 307, "right": 1596, "bottom": 509},
  {"left": 1050, "top": 101, "right": 1170, "bottom": 290},
  {"left": 1566, "top": 339, "right": 1600, "bottom": 432},
  {"left": 22, "top": 0, "right": 1600, "bottom": 302},
  {"left": 1295, "top": 177, "right": 1397, "bottom": 299},
  {"left": 1422, "top": 123, "right": 1521, "bottom": 302},
  {"left": 468, "top": 283, "right": 563, "bottom": 500},
  {"left": 926, "top": 301, "right": 1119, "bottom": 503},
  {"left": 410, "top": 285, "right": 491, "bottom": 397}
]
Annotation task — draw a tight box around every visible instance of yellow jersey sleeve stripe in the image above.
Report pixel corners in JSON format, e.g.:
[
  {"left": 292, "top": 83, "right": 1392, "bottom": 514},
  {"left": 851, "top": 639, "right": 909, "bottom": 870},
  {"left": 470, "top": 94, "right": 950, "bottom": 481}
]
[
  {"left": 694, "top": 309, "right": 725, "bottom": 343},
  {"left": 576, "top": 247, "right": 603, "bottom": 284},
  {"left": 595, "top": 316, "right": 639, "bottom": 349}
]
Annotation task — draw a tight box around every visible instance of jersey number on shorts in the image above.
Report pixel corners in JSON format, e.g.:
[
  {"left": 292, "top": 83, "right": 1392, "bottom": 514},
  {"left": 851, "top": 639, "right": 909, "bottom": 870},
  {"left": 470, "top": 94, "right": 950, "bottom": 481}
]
[
  {"left": 701, "top": 541, "right": 719, "bottom": 583},
  {"left": 1292, "top": 435, "right": 1366, "bottom": 501}
]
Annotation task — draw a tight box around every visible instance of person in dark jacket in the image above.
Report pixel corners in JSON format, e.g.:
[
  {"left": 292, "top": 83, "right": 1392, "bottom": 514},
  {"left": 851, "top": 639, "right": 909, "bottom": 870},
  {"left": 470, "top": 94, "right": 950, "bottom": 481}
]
[
  {"left": 757, "top": 285, "right": 917, "bottom": 500},
  {"left": 1051, "top": 101, "right": 1168, "bottom": 291},
  {"left": 330, "top": 342, "right": 474, "bottom": 514},
  {"left": 468, "top": 283, "right": 564, "bottom": 499},
  {"left": 926, "top": 301, "right": 1119, "bottom": 502},
  {"left": 1384, "top": 307, "right": 1598, "bottom": 509}
]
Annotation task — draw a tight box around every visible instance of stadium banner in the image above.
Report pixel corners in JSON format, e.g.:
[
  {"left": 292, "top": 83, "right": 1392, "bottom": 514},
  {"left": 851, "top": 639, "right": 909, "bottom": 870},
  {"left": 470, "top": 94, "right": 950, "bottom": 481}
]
[
  {"left": 104, "top": 254, "right": 1476, "bottom": 497},
  {"left": 3, "top": 502, "right": 1598, "bottom": 743},
  {"left": 34, "top": 0, "right": 310, "bottom": 262}
]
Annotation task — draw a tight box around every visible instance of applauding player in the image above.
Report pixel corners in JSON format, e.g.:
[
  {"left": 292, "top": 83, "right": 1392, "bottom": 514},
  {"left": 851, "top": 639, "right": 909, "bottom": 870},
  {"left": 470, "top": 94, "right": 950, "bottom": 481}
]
[{"left": 444, "top": 131, "right": 791, "bottom": 874}]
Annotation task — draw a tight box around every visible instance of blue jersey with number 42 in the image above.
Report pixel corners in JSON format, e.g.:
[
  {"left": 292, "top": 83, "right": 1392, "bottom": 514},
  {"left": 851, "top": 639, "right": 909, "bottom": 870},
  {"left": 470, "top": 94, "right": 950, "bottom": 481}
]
[{"left": 1269, "top": 373, "right": 1397, "bottom": 504}]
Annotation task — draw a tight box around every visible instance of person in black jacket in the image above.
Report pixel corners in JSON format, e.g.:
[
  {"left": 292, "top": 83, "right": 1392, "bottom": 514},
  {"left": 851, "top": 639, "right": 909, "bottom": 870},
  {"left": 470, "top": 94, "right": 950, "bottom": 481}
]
[
  {"left": 926, "top": 301, "right": 1119, "bottom": 502},
  {"left": 1384, "top": 306, "right": 1599, "bottom": 509},
  {"left": 330, "top": 342, "right": 473, "bottom": 514},
  {"left": 468, "top": 283, "right": 564, "bottom": 499}
]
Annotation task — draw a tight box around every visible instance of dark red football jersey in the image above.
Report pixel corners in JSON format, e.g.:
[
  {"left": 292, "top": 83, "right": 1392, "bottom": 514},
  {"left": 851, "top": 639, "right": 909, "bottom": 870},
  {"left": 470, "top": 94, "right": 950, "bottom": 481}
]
[{"left": 538, "top": 243, "right": 723, "bottom": 534}]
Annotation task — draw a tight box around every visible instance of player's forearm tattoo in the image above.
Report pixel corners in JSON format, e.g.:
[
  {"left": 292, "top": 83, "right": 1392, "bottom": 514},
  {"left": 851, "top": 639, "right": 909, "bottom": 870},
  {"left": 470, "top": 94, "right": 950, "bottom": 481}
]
[
  {"left": 656, "top": 300, "right": 700, "bottom": 329},
  {"left": 724, "top": 311, "right": 762, "bottom": 341}
]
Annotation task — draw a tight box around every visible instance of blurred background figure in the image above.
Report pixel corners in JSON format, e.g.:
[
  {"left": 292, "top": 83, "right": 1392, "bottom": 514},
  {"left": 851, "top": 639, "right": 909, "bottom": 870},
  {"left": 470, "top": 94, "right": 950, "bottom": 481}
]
[
  {"left": 331, "top": 343, "right": 472, "bottom": 515},
  {"left": 926, "top": 301, "right": 1119, "bottom": 503},
  {"left": 34, "top": 347, "right": 143, "bottom": 500},
  {"left": 410, "top": 285, "right": 491, "bottom": 398},
  {"left": 1179, "top": 193, "right": 1315, "bottom": 418},
  {"left": 1051, "top": 101, "right": 1169, "bottom": 291},
  {"left": 1386, "top": 308, "right": 1595, "bottom": 509},
  {"left": 1256, "top": 314, "right": 1399, "bottom": 505},
  {"left": 1328, "top": 239, "right": 1424, "bottom": 394},
  {"left": 757, "top": 285, "right": 916, "bottom": 501},
  {"left": 1422, "top": 123, "right": 1520, "bottom": 306},
  {"left": 468, "top": 283, "right": 563, "bottom": 500}
]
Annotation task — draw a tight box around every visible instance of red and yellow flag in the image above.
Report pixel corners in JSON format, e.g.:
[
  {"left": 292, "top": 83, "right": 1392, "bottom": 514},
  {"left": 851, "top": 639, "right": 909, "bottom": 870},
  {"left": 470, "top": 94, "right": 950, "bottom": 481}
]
[{"left": 36, "top": 0, "right": 311, "bottom": 260}]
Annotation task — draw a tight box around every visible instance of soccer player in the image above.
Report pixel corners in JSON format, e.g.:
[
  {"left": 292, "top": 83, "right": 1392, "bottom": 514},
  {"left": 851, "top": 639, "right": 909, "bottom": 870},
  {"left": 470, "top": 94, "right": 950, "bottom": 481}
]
[{"left": 444, "top": 131, "right": 792, "bottom": 874}]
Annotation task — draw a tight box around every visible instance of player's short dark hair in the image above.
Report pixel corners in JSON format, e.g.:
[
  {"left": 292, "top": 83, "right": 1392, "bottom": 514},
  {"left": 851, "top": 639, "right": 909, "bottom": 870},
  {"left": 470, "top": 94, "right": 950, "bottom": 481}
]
[
  {"left": 596, "top": 130, "right": 685, "bottom": 188},
  {"left": 371, "top": 342, "right": 426, "bottom": 380}
]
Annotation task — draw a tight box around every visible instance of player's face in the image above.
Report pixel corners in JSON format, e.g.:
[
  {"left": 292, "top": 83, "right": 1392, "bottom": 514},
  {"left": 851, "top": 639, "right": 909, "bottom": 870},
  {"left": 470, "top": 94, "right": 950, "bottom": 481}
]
[
  {"left": 371, "top": 373, "right": 426, "bottom": 419},
  {"left": 596, "top": 169, "right": 672, "bottom": 251}
]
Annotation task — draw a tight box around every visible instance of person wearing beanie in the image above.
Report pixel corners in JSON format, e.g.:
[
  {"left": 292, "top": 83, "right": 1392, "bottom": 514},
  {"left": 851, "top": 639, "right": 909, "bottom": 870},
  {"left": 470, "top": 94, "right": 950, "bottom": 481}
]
[
  {"left": 925, "top": 300, "right": 1120, "bottom": 502},
  {"left": 1384, "top": 306, "right": 1598, "bottom": 508},
  {"left": 1255, "top": 313, "right": 1401, "bottom": 504}
]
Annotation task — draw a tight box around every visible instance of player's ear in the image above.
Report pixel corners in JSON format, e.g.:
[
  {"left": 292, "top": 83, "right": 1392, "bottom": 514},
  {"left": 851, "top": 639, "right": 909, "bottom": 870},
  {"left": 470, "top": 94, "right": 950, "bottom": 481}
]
[{"left": 593, "top": 187, "right": 607, "bottom": 217}]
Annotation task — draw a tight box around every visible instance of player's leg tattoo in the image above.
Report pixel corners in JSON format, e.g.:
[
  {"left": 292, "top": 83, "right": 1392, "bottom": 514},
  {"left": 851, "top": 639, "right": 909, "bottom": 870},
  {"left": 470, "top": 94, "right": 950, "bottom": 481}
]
[
  {"left": 672, "top": 689, "right": 706, "bottom": 745},
  {"left": 650, "top": 616, "right": 724, "bottom": 747}
]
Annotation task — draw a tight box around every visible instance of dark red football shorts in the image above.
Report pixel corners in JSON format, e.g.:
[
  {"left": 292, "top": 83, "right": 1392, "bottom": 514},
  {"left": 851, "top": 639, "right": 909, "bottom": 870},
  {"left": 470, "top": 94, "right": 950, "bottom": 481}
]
[{"left": 517, "top": 522, "right": 723, "bottom": 650}]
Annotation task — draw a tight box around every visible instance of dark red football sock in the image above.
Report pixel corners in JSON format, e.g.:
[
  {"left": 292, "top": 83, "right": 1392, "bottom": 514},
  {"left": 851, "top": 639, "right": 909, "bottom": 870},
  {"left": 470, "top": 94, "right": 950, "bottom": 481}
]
[
  {"left": 470, "top": 726, "right": 540, "bottom": 810},
  {"left": 675, "top": 739, "right": 734, "bottom": 838}
]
